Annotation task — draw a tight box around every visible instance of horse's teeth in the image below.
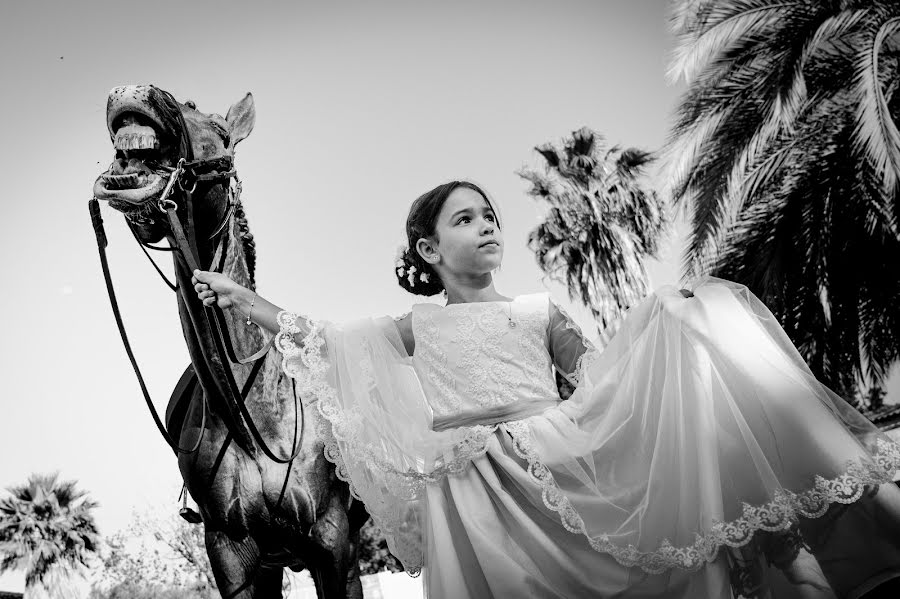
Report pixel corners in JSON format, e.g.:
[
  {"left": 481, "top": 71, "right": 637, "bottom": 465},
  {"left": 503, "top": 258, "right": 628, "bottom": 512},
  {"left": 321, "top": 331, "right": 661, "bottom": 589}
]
[
  {"left": 114, "top": 124, "right": 159, "bottom": 151},
  {"left": 103, "top": 172, "right": 143, "bottom": 189},
  {"left": 139, "top": 135, "right": 158, "bottom": 150}
]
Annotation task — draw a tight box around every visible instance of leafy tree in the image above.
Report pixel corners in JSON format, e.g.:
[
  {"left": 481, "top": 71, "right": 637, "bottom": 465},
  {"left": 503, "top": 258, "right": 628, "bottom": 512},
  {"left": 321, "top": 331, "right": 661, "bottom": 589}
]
[
  {"left": 357, "top": 518, "right": 402, "bottom": 576},
  {"left": 665, "top": 0, "right": 900, "bottom": 397},
  {"left": 89, "top": 507, "right": 215, "bottom": 598},
  {"left": 518, "top": 126, "right": 667, "bottom": 341},
  {"left": 88, "top": 582, "right": 212, "bottom": 599},
  {"left": 0, "top": 473, "right": 100, "bottom": 599}
]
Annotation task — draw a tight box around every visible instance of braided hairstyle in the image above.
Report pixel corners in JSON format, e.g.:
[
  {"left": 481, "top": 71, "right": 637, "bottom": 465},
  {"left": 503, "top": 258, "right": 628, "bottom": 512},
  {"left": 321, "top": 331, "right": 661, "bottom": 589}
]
[{"left": 395, "top": 180, "right": 500, "bottom": 296}]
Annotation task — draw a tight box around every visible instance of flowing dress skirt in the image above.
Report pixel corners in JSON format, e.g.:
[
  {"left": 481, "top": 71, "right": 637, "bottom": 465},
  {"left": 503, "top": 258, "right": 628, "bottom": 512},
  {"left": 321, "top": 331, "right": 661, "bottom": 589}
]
[{"left": 420, "top": 279, "right": 900, "bottom": 599}]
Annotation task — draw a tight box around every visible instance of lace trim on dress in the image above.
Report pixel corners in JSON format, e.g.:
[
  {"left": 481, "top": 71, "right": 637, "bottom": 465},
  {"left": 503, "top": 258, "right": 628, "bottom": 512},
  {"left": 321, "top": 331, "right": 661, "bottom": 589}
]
[
  {"left": 458, "top": 306, "right": 521, "bottom": 408},
  {"left": 551, "top": 300, "right": 598, "bottom": 387},
  {"left": 568, "top": 345, "right": 600, "bottom": 388},
  {"left": 274, "top": 310, "right": 501, "bottom": 575},
  {"left": 515, "top": 305, "right": 565, "bottom": 399},
  {"left": 414, "top": 308, "right": 464, "bottom": 415},
  {"left": 503, "top": 418, "right": 900, "bottom": 575},
  {"left": 275, "top": 311, "right": 356, "bottom": 486}
]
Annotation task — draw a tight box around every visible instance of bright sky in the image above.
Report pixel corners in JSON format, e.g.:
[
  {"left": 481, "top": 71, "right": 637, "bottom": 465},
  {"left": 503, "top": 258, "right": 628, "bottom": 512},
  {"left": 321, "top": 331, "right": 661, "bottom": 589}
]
[{"left": 1, "top": 0, "right": 897, "bottom": 591}]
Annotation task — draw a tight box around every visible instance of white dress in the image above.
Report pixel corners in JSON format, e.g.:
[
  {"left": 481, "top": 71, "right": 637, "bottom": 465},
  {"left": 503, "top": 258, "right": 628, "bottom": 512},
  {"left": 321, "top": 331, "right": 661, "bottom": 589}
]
[{"left": 275, "top": 277, "right": 900, "bottom": 598}]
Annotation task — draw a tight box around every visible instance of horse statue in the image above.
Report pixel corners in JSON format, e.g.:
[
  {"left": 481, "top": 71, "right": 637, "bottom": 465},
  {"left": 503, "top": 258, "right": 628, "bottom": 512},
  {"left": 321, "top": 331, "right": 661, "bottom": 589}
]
[{"left": 92, "top": 84, "right": 368, "bottom": 598}]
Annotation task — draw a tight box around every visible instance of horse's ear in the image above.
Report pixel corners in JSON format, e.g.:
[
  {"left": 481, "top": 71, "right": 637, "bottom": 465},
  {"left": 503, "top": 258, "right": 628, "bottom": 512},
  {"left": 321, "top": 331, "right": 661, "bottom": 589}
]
[{"left": 225, "top": 92, "right": 255, "bottom": 147}]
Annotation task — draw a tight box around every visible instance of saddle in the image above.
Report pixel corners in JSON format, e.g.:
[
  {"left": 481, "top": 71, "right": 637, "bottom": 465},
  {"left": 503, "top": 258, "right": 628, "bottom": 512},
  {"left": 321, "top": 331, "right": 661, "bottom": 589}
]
[{"left": 165, "top": 364, "right": 200, "bottom": 447}]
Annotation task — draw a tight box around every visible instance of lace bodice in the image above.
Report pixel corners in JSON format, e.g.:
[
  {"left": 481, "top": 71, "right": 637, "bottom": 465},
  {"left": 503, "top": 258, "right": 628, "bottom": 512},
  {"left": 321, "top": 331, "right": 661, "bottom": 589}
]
[{"left": 411, "top": 293, "right": 562, "bottom": 419}]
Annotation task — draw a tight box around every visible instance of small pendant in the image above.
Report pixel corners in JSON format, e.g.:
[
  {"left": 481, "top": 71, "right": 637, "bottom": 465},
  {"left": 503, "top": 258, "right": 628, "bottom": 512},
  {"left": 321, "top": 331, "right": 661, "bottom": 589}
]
[{"left": 508, "top": 320, "right": 517, "bottom": 328}]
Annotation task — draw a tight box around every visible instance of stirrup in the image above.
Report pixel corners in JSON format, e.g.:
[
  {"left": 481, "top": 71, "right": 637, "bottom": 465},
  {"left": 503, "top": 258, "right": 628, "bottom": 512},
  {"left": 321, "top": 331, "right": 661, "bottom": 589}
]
[
  {"left": 178, "top": 484, "right": 203, "bottom": 524},
  {"left": 179, "top": 506, "right": 203, "bottom": 524}
]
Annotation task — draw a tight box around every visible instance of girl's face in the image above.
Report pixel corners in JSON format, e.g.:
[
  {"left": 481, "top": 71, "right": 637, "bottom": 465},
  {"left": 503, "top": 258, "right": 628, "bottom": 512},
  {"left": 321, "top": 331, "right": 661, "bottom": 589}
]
[{"left": 418, "top": 187, "right": 502, "bottom": 278}]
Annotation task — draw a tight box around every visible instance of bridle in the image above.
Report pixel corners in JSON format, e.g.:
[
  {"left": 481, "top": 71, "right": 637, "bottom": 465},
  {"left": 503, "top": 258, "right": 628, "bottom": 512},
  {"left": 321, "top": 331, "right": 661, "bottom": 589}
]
[{"left": 88, "top": 93, "right": 303, "bottom": 467}]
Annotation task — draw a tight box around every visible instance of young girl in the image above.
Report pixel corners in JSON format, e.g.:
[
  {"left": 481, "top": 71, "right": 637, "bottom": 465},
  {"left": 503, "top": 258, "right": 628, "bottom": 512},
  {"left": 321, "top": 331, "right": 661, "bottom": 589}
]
[{"left": 192, "top": 181, "right": 900, "bottom": 598}]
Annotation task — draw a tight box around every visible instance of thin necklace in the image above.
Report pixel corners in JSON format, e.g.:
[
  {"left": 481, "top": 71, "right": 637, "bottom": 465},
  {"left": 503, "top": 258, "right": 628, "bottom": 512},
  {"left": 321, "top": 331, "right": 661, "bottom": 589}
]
[{"left": 506, "top": 302, "right": 517, "bottom": 328}]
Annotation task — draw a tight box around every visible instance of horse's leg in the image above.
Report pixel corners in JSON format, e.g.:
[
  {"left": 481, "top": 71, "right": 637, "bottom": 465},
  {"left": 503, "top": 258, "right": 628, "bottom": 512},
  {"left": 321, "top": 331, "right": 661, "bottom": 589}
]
[
  {"left": 252, "top": 567, "right": 284, "bottom": 598},
  {"left": 344, "top": 525, "right": 363, "bottom": 599},
  {"left": 760, "top": 525, "right": 836, "bottom": 598},
  {"left": 345, "top": 500, "right": 368, "bottom": 598},
  {"left": 205, "top": 530, "right": 282, "bottom": 599},
  {"left": 309, "top": 558, "right": 361, "bottom": 599},
  {"left": 307, "top": 493, "right": 361, "bottom": 599}
]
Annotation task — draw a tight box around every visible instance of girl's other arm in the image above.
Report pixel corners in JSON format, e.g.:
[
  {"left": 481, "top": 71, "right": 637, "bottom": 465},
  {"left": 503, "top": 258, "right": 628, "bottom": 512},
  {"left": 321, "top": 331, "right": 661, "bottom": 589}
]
[{"left": 547, "top": 299, "right": 597, "bottom": 398}]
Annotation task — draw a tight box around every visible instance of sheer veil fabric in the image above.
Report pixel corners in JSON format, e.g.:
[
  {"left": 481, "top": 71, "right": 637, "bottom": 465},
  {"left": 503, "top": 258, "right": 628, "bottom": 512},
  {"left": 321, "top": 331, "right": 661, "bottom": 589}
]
[{"left": 275, "top": 276, "right": 900, "bottom": 597}]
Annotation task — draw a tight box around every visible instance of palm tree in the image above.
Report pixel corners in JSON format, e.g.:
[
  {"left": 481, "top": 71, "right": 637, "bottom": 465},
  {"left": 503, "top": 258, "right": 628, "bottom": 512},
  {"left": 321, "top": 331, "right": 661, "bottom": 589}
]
[
  {"left": 866, "top": 383, "right": 887, "bottom": 411},
  {"left": 0, "top": 473, "right": 100, "bottom": 598},
  {"left": 665, "top": 0, "right": 900, "bottom": 397},
  {"left": 517, "top": 126, "right": 667, "bottom": 342}
]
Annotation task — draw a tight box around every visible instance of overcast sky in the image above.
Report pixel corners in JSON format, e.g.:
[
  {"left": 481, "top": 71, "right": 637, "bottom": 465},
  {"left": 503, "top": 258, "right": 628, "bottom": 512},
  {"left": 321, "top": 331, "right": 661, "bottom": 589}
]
[{"left": 1, "top": 0, "right": 897, "bottom": 590}]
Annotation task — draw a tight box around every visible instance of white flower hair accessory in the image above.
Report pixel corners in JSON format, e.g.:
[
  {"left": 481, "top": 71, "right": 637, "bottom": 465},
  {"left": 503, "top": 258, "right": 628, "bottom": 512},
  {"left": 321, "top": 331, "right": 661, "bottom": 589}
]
[
  {"left": 395, "top": 242, "right": 431, "bottom": 287},
  {"left": 395, "top": 244, "right": 409, "bottom": 279}
]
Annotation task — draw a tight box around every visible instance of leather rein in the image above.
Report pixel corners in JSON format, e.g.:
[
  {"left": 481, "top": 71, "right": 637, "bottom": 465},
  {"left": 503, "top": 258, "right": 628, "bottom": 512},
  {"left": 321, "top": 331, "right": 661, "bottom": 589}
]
[{"left": 90, "top": 146, "right": 303, "bottom": 465}]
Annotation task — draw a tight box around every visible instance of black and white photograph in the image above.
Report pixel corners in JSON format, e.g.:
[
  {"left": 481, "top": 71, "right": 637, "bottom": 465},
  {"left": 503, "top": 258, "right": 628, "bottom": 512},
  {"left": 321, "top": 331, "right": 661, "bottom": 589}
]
[{"left": 2, "top": 1, "right": 900, "bottom": 598}]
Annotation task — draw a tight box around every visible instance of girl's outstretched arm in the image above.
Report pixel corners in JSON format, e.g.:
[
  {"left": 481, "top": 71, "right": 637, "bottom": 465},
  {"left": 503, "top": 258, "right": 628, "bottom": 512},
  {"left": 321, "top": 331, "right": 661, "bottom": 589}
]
[{"left": 191, "top": 269, "right": 311, "bottom": 340}]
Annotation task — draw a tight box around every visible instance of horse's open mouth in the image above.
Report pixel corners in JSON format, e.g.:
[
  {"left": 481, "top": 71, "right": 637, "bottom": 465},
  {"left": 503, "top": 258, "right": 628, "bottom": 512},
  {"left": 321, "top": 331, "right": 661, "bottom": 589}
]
[{"left": 94, "top": 112, "right": 179, "bottom": 210}]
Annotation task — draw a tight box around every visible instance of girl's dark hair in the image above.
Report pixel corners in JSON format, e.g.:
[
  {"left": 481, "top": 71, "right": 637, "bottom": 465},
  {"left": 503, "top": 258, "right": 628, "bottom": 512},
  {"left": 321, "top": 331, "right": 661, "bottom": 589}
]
[{"left": 396, "top": 180, "right": 500, "bottom": 296}]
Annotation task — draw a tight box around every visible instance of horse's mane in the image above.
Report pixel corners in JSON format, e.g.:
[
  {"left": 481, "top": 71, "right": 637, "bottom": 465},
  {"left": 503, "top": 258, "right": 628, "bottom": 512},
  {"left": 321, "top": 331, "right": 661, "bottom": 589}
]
[{"left": 234, "top": 200, "right": 257, "bottom": 291}]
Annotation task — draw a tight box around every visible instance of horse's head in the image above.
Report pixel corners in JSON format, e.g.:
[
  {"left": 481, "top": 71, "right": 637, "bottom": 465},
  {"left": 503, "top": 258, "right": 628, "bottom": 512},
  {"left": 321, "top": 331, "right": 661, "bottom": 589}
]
[{"left": 93, "top": 85, "right": 255, "bottom": 243}]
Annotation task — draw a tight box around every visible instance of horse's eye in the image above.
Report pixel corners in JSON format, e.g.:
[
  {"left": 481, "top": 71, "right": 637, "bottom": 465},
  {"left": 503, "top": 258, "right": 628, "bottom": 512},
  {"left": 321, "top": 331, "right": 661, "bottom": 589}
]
[{"left": 185, "top": 100, "right": 197, "bottom": 110}]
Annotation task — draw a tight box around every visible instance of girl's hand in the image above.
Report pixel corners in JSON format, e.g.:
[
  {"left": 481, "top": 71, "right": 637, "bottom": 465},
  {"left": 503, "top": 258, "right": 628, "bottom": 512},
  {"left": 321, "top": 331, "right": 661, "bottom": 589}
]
[{"left": 191, "top": 269, "right": 243, "bottom": 309}]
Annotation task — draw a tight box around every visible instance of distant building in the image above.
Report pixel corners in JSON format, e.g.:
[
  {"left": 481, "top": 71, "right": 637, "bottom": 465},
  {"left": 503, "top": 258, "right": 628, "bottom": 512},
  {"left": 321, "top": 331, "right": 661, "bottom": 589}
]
[
  {"left": 866, "top": 405, "right": 900, "bottom": 445},
  {"left": 0, "top": 571, "right": 24, "bottom": 597}
]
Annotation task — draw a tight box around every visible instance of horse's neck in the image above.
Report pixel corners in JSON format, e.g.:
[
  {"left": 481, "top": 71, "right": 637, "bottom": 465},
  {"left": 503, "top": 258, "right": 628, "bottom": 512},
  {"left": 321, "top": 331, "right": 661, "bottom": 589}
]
[
  {"left": 210, "top": 213, "right": 290, "bottom": 434},
  {"left": 173, "top": 209, "right": 267, "bottom": 391},
  {"left": 216, "top": 215, "right": 264, "bottom": 356}
]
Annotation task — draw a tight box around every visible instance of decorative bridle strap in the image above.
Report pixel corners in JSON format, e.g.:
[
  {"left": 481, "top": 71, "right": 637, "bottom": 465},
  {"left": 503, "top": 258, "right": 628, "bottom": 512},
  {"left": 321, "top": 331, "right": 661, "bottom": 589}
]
[
  {"left": 148, "top": 145, "right": 302, "bottom": 462},
  {"left": 88, "top": 163, "right": 270, "bottom": 455},
  {"left": 127, "top": 220, "right": 178, "bottom": 292},
  {"left": 88, "top": 198, "right": 207, "bottom": 454},
  {"left": 162, "top": 199, "right": 302, "bottom": 464}
]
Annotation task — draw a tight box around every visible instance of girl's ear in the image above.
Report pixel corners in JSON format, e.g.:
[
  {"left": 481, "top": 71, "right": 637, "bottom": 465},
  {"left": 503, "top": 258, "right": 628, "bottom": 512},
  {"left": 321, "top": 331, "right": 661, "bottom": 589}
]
[{"left": 416, "top": 238, "right": 440, "bottom": 264}]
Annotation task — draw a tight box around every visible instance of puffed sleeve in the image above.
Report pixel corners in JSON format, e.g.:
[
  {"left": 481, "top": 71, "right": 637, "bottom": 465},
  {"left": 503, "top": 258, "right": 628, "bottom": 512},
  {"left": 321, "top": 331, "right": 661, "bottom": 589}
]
[{"left": 547, "top": 298, "right": 598, "bottom": 399}]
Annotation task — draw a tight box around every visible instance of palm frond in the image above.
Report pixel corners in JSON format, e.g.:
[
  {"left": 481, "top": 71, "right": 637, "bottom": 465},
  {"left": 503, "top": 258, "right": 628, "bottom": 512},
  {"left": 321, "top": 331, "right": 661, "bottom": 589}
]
[
  {"left": 0, "top": 473, "right": 99, "bottom": 587},
  {"left": 850, "top": 16, "right": 900, "bottom": 199},
  {"left": 669, "top": 1, "right": 806, "bottom": 83},
  {"left": 713, "top": 105, "right": 900, "bottom": 393}
]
